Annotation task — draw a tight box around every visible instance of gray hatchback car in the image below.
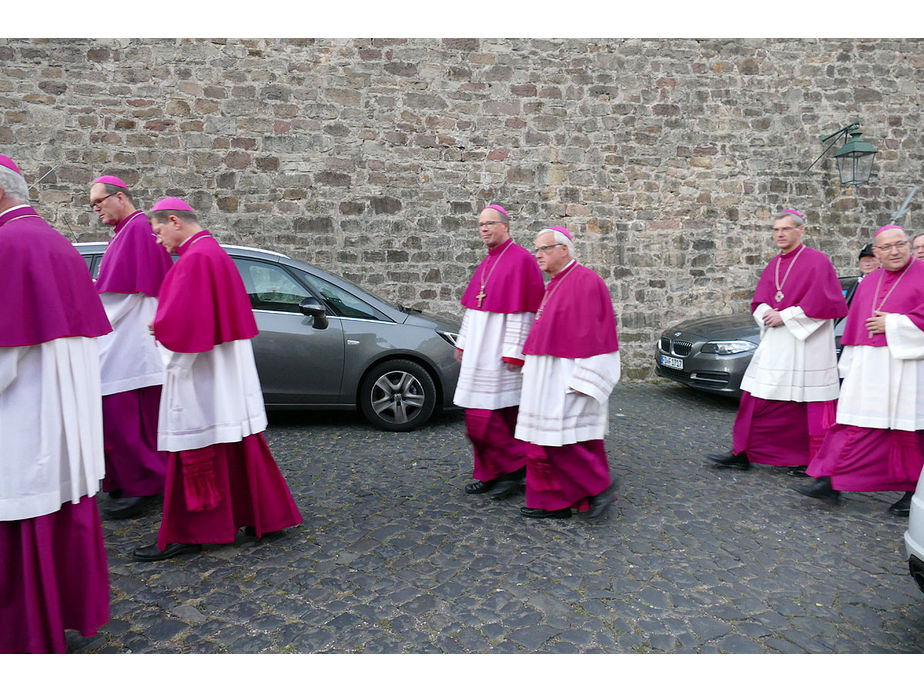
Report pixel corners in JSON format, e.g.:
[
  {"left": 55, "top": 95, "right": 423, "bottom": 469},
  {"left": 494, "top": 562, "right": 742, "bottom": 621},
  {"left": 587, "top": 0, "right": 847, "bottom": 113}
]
[{"left": 76, "top": 242, "right": 461, "bottom": 431}]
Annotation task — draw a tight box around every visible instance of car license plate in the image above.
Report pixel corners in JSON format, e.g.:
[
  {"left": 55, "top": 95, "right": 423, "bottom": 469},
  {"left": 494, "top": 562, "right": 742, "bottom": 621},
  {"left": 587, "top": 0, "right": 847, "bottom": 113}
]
[{"left": 660, "top": 354, "right": 683, "bottom": 370}]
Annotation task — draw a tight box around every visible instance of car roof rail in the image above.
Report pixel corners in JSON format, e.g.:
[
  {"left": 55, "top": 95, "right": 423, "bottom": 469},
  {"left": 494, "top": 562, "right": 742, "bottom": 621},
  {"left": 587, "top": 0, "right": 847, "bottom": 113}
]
[{"left": 221, "top": 243, "right": 291, "bottom": 260}]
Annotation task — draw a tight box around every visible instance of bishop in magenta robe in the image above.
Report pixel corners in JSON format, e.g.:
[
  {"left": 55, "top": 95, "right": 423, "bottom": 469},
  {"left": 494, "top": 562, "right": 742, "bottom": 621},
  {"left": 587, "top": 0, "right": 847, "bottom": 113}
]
[
  {"left": 90, "top": 175, "right": 174, "bottom": 519},
  {"left": 0, "top": 155, "right": 112, "bottom": 653},
  {"left": 708, "top": 209, "right": 847, "bottom": 472},
  {"left": 454, "top": 204, "right": 545, "bottom": 499},
  {"left": 132, "top": 197, "right": 302, "bottom": 561},
  {"left": 514, "top": 227, "right": 620, "bottom": 520},
  {"left": 799, "top": 225, "right": 924, "bottom": 515}
]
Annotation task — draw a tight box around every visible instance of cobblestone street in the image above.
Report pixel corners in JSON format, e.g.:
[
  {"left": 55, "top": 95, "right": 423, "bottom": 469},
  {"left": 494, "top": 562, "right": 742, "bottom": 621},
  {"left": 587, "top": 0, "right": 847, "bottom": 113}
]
[{"left": 71, "top": 382, "right": 924, "bottom": 654}]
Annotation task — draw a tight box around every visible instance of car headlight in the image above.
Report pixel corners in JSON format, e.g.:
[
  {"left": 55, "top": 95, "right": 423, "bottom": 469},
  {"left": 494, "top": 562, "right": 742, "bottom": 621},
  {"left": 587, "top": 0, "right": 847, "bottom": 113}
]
[
  {"left": 700, "top": 340, "right": 756, "bottom": 355},
  {"left": 437, "top": 330, "right": 459, "bottom": 348}
]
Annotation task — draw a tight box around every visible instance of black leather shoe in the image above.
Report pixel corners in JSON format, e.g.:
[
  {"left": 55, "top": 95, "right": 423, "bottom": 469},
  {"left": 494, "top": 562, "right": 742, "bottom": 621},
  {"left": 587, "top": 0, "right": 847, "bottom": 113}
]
[
  {"left": 132, "top": 542, "right": 202, "bottom": 562},
  {"left": 465, "top": 478, "right": 498, "bottom": 494},
  {"left": 103, "top": 494, "right": 161, "bottom": 521},
  {"left": 103, "top": 496, "right": 145, "bottom": 520},
  {"left": 587, "top": 482, "right": 618, "bottom": 519},
  {"left": 889, "top": 492, "right": 913, "bottom": 516},
  {"left": 242, "top": 526, "right": 284, "bottom": 538},
  {"left": 795, "top": 477, "right": 840, "bottom": 505},
  {"left": 487, "top": 472, "right": 525, "bottom": 500},
  {"left": 787, "top": 466, "right": 809, "bottom": 478},
  {"left": 706, "top": 450, "right": 751, "bottom": 470},
  {"left": 520, "top": 506, "right": 572, "bottom": 519}
]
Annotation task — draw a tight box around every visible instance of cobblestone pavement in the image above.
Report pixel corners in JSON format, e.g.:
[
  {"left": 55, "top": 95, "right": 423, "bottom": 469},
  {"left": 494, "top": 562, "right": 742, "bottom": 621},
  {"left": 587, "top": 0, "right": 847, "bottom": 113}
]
[{"left": 69, "top": 382, "right": 924, "bottom": 654}]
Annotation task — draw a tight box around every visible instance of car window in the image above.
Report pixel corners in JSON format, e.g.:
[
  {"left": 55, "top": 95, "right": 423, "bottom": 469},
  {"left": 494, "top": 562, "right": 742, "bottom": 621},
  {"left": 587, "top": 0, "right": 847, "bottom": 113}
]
[
  {"left": 291, "top": 268, "right": 383, "bottom": 321},
  {"left": 233, "top": 258, "right": 313, "bottom": 313}
]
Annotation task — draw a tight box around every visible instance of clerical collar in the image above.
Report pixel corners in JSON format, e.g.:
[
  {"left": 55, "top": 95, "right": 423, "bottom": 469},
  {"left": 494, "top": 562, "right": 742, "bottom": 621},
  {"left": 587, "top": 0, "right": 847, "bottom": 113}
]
[
  {"left": 487, "top": 237, "right": 513, "bottom": 256},
  {"left": 113, "top": 209, "right": 144, "bottom": 235},
  {"left": 0, "top": 204, "right": 36, "bottom": 226},
  {"left": 551, "top": 258, "right": 577, "bottom": 278},
  {"left": 176, "top": 229, "right": 210, "bottom": 256}
]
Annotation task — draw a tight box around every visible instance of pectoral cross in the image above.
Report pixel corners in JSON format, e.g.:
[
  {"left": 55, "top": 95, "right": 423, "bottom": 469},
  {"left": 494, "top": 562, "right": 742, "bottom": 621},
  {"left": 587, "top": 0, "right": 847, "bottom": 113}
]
[{"left": 476, "top": 288, "right": 486, "bottom": 307}]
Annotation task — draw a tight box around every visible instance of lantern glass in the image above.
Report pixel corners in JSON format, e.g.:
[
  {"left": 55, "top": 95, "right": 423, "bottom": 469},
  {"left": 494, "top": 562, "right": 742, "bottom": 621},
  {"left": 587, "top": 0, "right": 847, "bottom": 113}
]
[{"left": 836, "top": 151, "right": 877, "bottom": 186}]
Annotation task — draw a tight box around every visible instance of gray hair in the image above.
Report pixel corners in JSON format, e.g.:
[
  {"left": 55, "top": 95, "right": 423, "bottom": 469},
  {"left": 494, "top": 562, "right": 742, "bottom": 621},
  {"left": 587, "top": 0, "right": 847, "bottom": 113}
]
[
  {"left": 0, "top": 166, "right": 29, "bottom": 204},
  {"left": 536, "top": 227, "right": 575, "bottom": 257},
  {"left": 773, "top": 210, "right": 805, "bottom": 227}
]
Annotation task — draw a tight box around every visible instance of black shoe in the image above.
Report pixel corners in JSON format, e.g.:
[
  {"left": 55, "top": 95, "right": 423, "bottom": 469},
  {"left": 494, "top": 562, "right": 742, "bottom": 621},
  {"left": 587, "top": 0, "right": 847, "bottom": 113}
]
[
  {"left": 242, "top": 526, "right": 284, "bottom": 538},
  {"left": 132, "top": 542, "right": 202, "bottom": 562},
  {"left": 487, "top": 470, "right": 526, "bottom": 500},
  {"left": 889, "top": 492, "right": 913, "bottom": 517},
  {"left": 787, "top": 466, "right": 809, "bottom": 478},
  {"left": 103, "top": 495, "right": 153, "bottom": 520},
  {"left": 520, "top": 506, "right": 572, "bottom": 519},
  {"left": 465, "top": 478, "right": 498, "bottom": 494},
  {"left": 706, "top": 450, "right": 751, "bottom": 470},
  {"left": 795, "top": 477, "right": 840, "bottom": 505},
  {"left": 587, "top": 482, "right": 618, "bottom": 519}
]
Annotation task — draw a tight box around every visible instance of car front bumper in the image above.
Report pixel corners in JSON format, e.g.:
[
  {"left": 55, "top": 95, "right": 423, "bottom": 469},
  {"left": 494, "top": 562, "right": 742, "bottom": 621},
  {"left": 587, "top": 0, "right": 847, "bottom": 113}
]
[{"left": 654, "top": 346, "right": 752, "bottom": 397}]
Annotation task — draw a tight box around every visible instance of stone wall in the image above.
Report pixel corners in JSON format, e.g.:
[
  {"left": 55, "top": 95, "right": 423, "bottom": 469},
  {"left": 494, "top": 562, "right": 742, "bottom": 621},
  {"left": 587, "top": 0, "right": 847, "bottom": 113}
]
[{"left": 1, "top": 37, "right": 922, "bottom": 379}]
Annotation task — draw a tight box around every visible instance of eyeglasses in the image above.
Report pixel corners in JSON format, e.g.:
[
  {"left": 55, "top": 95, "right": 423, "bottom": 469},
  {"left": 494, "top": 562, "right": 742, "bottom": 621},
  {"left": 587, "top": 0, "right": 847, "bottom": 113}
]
[
  {"left": 90, "top": 192, "right": 117, "bottom": 210},
  {"left": 874, "top": 241, "right": 909, "bottom": 253},
  {"left": 774, "top": 225, "right": 798, "bottom": 233},
  {"left": 534, "top": 243, "right": 564, "bottom": 255},
  {"left": 478, "top": 221, "right": 503, "bottom": 229}
]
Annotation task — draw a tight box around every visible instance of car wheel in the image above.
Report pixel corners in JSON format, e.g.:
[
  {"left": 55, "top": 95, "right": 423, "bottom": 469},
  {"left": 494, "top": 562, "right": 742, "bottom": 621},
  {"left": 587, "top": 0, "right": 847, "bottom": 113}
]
[{"left": 359, "top": 359, "right": 437, "bottom": 432}]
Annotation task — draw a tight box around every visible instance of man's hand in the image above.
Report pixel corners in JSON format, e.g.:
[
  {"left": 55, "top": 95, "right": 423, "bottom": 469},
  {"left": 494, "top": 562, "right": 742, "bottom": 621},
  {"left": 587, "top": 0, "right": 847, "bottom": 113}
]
[
  {"left": 866, "top": 311, "right": 889, "bottom": 335},
  {"left": 504, "top": 362, "right": 521, "bottom": 372},
  {"left": 454, "top": 348, "right": 463, "bottom": 363},
  {"left": 762, "top": 308, "right": 784, "bottom": 327},
  {"left": 147, "top": 320, "right": 155, "bottom": 335}
]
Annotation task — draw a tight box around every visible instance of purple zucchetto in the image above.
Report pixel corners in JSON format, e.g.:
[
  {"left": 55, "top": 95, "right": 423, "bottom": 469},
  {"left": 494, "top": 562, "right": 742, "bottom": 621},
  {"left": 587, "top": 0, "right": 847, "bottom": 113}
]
[
  {"left": 0, "top": 155, "right": 22, "bottom": 176},
  {"left": 875, "top": 225, "right": 904, "bottom": 237},
  {"left": 483, "top": 204, "right": 509, "bottom": 218},
  {"left": 150, "top": 197, "right": 195, "bottom": 213},
  {"left": 92, "top": 175, "right": 129, "bottom": 189},
  {"left": 547, "top": 226, "right": 573, "bottom": 241}
]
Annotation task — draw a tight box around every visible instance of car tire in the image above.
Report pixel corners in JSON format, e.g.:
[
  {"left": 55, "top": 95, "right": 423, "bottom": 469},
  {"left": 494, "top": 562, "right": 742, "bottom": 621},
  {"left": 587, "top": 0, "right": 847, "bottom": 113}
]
[{"left": 359, "top": 359, "right": 437, "bottom": 432}]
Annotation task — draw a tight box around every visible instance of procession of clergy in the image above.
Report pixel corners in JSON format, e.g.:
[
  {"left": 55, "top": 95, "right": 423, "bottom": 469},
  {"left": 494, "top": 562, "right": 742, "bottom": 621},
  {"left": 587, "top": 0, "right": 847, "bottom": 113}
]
[{"left": 2, "top": 151, "right": 923, "bottom": 654}]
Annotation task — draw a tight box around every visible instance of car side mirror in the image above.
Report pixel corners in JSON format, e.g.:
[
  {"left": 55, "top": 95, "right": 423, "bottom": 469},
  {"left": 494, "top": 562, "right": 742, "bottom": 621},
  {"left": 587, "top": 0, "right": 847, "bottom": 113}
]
[{"left": 298, "top": 297, "right": 329, "bottom": 330}]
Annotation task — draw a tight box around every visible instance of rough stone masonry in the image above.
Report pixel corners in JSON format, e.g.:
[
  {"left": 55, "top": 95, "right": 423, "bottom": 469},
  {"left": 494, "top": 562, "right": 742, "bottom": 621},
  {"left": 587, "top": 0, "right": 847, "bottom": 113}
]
[{"left": 1, "top": 37, "right": 921, "bottom": 379}]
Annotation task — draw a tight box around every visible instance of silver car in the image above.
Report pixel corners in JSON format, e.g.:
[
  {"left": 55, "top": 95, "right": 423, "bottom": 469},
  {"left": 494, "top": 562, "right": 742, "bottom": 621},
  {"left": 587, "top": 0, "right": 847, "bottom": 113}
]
[
  {"left": 904, "top": 471, "right": 924, "bottom": 594},
  {"left": 76, "top": 242, "right": 461, "bottom": 431}
]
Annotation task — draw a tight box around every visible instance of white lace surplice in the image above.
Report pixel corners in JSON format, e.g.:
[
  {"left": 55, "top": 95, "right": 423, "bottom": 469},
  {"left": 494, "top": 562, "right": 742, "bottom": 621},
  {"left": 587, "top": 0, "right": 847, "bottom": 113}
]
[
  {"left": 515, "top": 350, "right": 621, "bottom": 447},
  {"left": 835, "top": 314, "right": 924, "bottom": 431},
  {"left": 0, "top": 337, "right": 105, "bottom": 521},
  {"left": 453, "top": 308, "right": 535, "bottom": 410},
  {"left": 739, "top": 303, "right": 840, "bottom": 402},
  {"left": 157, "top": 339, "right": 268, "bottom": 452},
  {"left": 97, "top": 292, "right": 164, "bottom": 395}
]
